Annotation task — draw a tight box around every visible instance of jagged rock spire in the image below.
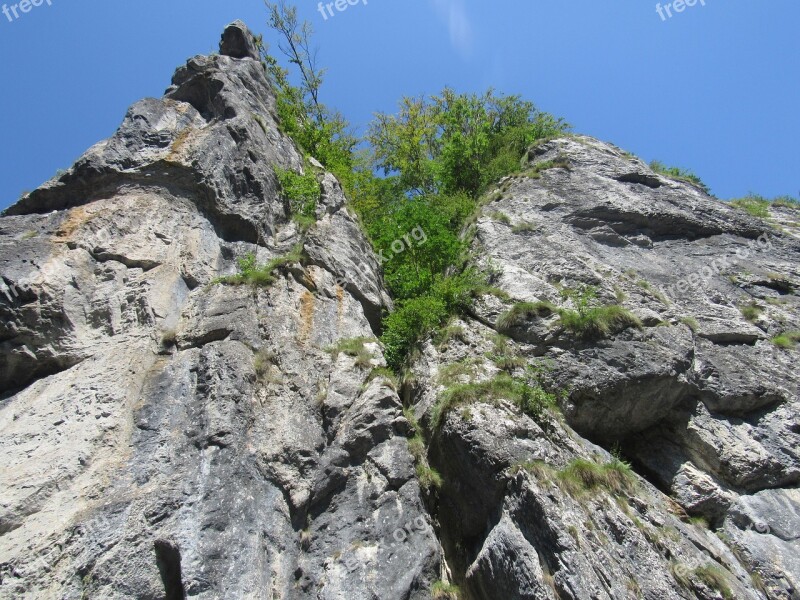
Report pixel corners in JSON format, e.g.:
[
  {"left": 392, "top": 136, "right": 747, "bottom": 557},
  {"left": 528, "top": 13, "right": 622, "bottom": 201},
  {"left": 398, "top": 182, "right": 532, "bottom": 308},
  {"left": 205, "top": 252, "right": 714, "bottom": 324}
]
[{"left": 219, "top": 20, "right": 259, "bottom": 60}]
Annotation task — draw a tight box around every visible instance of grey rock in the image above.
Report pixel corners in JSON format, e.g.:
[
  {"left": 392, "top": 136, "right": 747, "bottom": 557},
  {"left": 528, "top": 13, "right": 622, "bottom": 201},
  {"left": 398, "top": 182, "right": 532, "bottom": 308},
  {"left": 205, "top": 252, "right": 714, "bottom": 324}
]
[
  {"left": 0, "top": 22, "right": 435, "bottom": 600},
  {"left": 2, "top": 21, "right": 799, "bottom": 600}
]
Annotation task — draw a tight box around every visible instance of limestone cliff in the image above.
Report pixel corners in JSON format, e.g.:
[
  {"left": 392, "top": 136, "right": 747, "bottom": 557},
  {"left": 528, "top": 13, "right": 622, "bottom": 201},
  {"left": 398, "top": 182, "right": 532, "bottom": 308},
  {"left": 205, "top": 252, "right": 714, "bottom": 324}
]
[{"left": 1, "top": 21, "right": 798, "bottom": 600}]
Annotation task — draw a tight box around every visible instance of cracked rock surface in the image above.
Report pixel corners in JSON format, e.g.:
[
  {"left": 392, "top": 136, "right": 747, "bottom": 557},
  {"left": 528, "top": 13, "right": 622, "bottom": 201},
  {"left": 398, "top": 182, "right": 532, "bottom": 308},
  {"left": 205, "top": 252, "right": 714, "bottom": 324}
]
[
  {"left": 0, "top": 22, "right": 433, "bottom": 600},
  {"left": 2, "top": 20, "right": 799, "bottom": 600},
  {"left": 406, "top": 136, "right": 800, "bottom": 599}
]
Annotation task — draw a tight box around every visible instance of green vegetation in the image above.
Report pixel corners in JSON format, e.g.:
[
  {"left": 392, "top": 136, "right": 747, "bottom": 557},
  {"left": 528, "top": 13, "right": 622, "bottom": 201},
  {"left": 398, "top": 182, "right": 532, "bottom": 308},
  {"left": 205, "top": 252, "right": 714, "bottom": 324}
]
[
  {"left": 274, "top": 162, "right": 321, "bottom": 228},
  {"left": 511, "top": 220, "right": 537, "bottom": 234},
  {"left": 496, "top": 301, "right": 557, "bottom": 331},
  {"left": 524, "top": 156, "right": 571, "bottom": 179},
  {"left": 557, "top": 286, "right": 642, "bottom": 340},
  {"left": 739, "top": 301, "right": 763, "bottom": 322},
  {"left": 215, "top": 244, "right": 303, "bottom": 287},
  {"left": 486, "top": 334, "right": 527, "bottom": 372},
  {"left": 327, "top": 337, "right": 375, "bottom": 368},
  {"left": 730, "top": 193, "right": 799, "bottom": 217},
  {"left": 431, "top": 581, "right": 462, "bottom": 600},
  {"left": 253, "top": 348, "right": 278, "bottom": 381},
  {"left": 431, "top": 581, "right": 461, "bottom": 600},
  {"left": 730, "top": 194, "right": 770, "bottom": 218},
  {"left": 366, "top": 367, "right": 399, "bottom": 390},
  {"left": 649, "top": 160, "right": 710, "bottom": 194},
  {"left": 404, "top": 408, "right": 443, "bottom": 491},
  {"left": 556, "top": 456, "right": 636, "bottom": 497},
  {"left": 679, "top": 316, "right": 699, "bottom": 332},
  {"left": 489, "top": 211, "right": 511, "bottom": 224},
  {"left": 694, "top": 565, "right": 734, "bottom": 600},
  {"left": 772, "top": 331, "right": 800, "bottom": 349},
  {"left": 261, "top": 3, "right": 571, "bottom": 371},
  {"left": 433, "top": 323, "right": 468, "bottom": 348},
  {"left": 436, "top": 358, "right": 480, "bottom": 385},
  {"left": 772, "top": 195, "right": 800, "bottom": 209},
  {"left": 515, "top": 454, "right": 637, "bottom": 499},
  {"left": 432, "top": 372, "right": 556, "bottom": 428}
]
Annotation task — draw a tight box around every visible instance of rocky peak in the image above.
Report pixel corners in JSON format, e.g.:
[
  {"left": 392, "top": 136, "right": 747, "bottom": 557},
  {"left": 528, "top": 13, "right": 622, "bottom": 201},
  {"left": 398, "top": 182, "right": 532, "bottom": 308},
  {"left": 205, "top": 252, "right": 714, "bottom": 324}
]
[{"left": 219, "top": 20, "right": 261, "bottom": 60}]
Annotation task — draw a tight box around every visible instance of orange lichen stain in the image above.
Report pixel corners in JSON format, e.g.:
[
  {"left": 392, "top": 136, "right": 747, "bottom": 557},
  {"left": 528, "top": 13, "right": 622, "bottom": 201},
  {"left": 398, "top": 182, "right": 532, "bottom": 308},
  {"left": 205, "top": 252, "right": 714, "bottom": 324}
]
[
  {"left": 166, "top": 126, "right": 194, "bottom": 161},
  {"left": 299, "top": 290, "right": 316, "bottom": 345},
  {"left": 335, "top": 284, "right": 344, "bottom": 326},
  {"left": 53, "top": 205, "right": 92, "bottom": 242}
]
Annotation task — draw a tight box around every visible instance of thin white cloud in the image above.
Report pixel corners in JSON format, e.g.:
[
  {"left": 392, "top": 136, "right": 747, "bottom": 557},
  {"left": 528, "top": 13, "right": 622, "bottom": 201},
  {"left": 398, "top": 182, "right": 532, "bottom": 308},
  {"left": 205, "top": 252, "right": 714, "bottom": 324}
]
[{"left": 431, "top": 0, "right": 473, "bottom": 57}]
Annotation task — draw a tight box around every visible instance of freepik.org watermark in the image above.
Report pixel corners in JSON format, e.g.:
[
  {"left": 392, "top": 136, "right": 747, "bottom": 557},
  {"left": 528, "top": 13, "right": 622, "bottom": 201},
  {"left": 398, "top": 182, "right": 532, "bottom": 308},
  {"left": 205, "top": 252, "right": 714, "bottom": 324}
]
[
  {"left": 656, "top": 0, "right": 705, "bottom": 21},
  {"left": 663, "top": 233, "right": 773, "bottom": 299},
  {"left": 2, "top": 0, "right": 51, "bottom": 23},
  {"left": 317, "top": 0, "right": 368, "bottom": 21},
  {"left": 333, "top": 225, "right": 427, "bottom": 289}
]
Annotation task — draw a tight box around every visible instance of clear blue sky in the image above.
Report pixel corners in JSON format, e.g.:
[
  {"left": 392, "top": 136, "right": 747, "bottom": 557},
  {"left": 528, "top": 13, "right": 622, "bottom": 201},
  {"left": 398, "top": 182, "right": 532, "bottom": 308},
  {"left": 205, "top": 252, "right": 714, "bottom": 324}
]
[{"left": 1, "top": 0, "right": 798, "bottom": 211}]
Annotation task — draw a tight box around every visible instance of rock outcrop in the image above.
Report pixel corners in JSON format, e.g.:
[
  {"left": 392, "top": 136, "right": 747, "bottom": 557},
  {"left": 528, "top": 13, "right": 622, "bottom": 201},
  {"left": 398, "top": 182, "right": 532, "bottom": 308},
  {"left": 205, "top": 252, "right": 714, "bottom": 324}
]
[
  {"left": 1, "top": 21, "right": 799, "bottom": 600},
  {"left": 409, "top": 136, "right": 800, "bottom": 599},
  {"left": 0, "top": 22, "right": 434, "bottom": 599}
]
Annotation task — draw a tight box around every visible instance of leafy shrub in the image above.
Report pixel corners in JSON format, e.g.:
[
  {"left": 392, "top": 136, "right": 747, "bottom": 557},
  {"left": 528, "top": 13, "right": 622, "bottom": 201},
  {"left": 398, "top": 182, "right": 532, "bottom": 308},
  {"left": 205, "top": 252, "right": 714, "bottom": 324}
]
[
  {"left": 382, "top": 295, "right": 449, "bottom": 372},
  {"left": 371, "top": 195, "right": 466, "bottom": 301},
  {"left": 496, "top": 301, "right": 557, "bottom": 331},
  {"left": 649, "top": 160, "right": 710, "bottom": 194},
  {"left": 369, "top": 89, "right": 570, "bottom": 199},
  {"left": 274, "top": 163, "right": 321, "bottom": 225},
  {"left": 381, "top": 271, "right": 481, "bottom": 371}
]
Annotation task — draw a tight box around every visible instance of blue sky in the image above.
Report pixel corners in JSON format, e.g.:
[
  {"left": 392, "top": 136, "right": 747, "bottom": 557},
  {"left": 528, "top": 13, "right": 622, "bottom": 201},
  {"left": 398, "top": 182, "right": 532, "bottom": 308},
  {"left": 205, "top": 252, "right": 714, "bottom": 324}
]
[{"left": 1, "top": 0, "right": 798, "bottom": 211}]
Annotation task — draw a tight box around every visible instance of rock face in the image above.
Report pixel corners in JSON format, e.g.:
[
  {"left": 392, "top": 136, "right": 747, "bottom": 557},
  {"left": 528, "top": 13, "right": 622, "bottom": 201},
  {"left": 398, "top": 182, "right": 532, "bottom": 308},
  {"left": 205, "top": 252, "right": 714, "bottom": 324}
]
[
  {"left": 0, "top": 22, "right": 434, "bottom": 600},
  {"left": 408, "top": 136, "right": 800, "bottom": 600},
  {"left": 1, "top": 21, "right": 799, "bottom": 600}
]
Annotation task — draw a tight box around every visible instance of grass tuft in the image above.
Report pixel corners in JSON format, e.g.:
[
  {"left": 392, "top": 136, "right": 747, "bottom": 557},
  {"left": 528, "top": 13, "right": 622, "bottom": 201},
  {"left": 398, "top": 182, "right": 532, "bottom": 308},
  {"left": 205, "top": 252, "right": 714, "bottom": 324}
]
[
  {"left": 215, "top": 244, "right": 304, "bottom": 287},
  {"left": 730, "top": 194, "right": 770, "bottom": 218},
  {"left": 511, "top": 221, "right": 537, "bottom": 234},
  {"left": 558, "top": 305, "right": 642, "bottom": 340},
  {"left": 557, "top": 456, "right": 636, "bottom": 498},
  {"left": 327, "top": 336, "right": 376, "bottom": 368},
  {"left": 739, "top": 302, "right": 763, "bottom": 322},
  {"left": 695, "top": 565, "right": 734, "bottom": 600},
  {"left": 650, "top": 160, "right": 710, "bottom": 194},
  {"left": 524, "top": 156, "right": 571, "bottom": 179},
  {"left": 432, "top": 373, "right": 555, "bottom": 428},
  {"left": 496, "top": 301, "right": 557, "bottom": 331},
  {"left": 431, "top": 581, "right": 462, "bottom": 600},
  {"left": 772, "top": 331, "right": 800, "bottom": 349}
]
